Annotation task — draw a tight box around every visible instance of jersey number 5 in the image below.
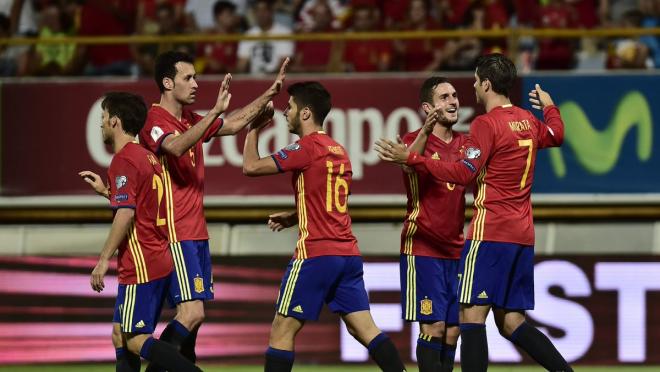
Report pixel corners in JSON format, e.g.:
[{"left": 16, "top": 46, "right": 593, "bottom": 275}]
[
  {"left": 518, "top": 139, "right": 533, "bottom": 189},
  {"left": 152, "top": 174, "right": 167, "bottom": 226},
  {"left": 326, "top": 161, "right": 348, "bottom": 213}
]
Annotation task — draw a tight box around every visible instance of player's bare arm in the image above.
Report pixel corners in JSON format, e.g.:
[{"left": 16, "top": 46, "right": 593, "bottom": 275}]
[
  {"left": 91, "top": 208, "right": 135, "bottom": 293},
  {"left": 79, "top": 170, "right": 109, "bottom": 199},
  {"left": 528, "top": 83, "right": 554, "bottom": 110},
  {"left": 268, "top": 211, "right": 298, "bottom": 232},
  {"left": 375, "top": 138, "right": 410, "bottom": 165},
  {"left": 161, "top": 73, "right": 232, "bottom": 157},
  {"left": 217, "top": 58, "right": 290, "bottom": 136},
  {"left": 242, "top": 103, "right": 280, "bottom": 176}
]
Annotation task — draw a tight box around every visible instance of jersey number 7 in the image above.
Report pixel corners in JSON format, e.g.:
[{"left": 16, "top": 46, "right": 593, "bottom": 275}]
[{"left": 518, "top": 139, "right": 533, "bottom": 189}]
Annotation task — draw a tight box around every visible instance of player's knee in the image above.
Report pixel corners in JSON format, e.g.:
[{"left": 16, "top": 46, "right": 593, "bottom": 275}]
[
  {"left": 177, "top": 301, "right": 205, "bottom": 328},
  {"left": 189, "top": 308, "right": 205, "bottom": 326},
  {"left": 497, "top": 322, "right": 518, "bottom": 338},
  {"left": 269, "top": 314, "right": 302, "bottom": 345},
  {"left": 344, "top": 322, "right": 359, "bottom": 338},
  {"left": 125, "top": 334, "right": 148, "bottom": 355}
]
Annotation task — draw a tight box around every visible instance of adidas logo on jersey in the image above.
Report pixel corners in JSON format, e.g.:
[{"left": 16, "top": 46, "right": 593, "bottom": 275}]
[
  {"left": 478, "top": 291, "right": 488, "bottom": 299},
  {"left": 292, "top": 305, "right": 304, "bottom": 313},
  {"left": 135, "top": 320, "right": 146, "bottom": 329}
]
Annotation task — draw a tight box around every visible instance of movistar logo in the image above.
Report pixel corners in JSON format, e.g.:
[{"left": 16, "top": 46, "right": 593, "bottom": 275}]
[{"left": 549, "top": 91, "right": 652, "bottom": 177}]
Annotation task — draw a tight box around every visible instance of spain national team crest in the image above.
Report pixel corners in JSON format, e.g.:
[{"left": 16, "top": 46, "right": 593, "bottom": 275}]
[
  {"left": 420, "top": 298, "right": 433, "bottom": 315},
  {"left": 194, "top": 276, "right": 204, "bottom": 294}
]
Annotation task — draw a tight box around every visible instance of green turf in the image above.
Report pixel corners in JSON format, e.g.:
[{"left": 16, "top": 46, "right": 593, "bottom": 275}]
[{"left": 1, "top": 365, "right": 659, "bottom": 372}]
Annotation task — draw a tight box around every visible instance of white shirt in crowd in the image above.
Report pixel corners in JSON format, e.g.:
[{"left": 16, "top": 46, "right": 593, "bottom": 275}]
[{"left": 237, "top": 22, "right": 294, "bottom": 74}]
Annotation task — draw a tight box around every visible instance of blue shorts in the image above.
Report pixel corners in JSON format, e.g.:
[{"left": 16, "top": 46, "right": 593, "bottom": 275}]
[
  {"left": 113, "top": 275, "right": 170, "bottom": 334},
  {"left": 275, "top": 256, "right": 371, "bottom": 321},
  {"left": 167, "top": 240, "right": 214, "bottom": 306},
  {"left": 400, "top": 254, "right": 459, "bottom": 324},
  {"left": 458, "top": 240, "right": 534, "bottom": 310}
]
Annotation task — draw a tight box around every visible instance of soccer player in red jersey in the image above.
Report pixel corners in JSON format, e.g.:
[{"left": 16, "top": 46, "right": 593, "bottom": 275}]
[
  {"left": 243, "top": 82, "right": 407, "bottom": 372},
  {"left": 376, "top": 53, "right": 572, "bottom": 371},
  {"left": 81, "top": 55, "right": 233, "bottom": 369},
  {"left": 399, "top": 77, "right": 467, "bottom": 372},
  {"left": 87, "top": 92, "right": 201, "bottom": 372},
  {"left": 137, "top": 51, "right": 286, "bottom": 368}
]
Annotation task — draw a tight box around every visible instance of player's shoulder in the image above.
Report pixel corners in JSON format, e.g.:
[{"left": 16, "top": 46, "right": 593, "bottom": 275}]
[
  {"left": 471, "top": 112, "right": 494, "bottom": 128},
  {"left": 146, "top": 104, "right": 165, "bottom": 119},
  {"left": 319, "top": 132, "right": 349, "bottom": 157},
  {"left": 402, "top": 129, "right": 421, "bottom": 143},
  {"left": 181, "top": 107, "right": 200, "bottom": 121},
  {"left": 144, "top": 105, "right": 167, "bottom": 129},
  {"left": 508, "top": 105, "right": 537, "bottom": 119},
  {"left": 117, "top": 143, "right": 157, "bottom": 166}
]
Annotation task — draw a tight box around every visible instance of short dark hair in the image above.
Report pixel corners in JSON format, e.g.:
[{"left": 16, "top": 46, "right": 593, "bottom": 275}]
[
  {"left": 475, "top": 53, "right": 517, "bottom": 97},
  {"left": 214, "top": 0, "right": 236, "bottom": 17},
  {"left": 154, "top": 51, "right": 194, "bottom": 93},
  {"left": 420, "top": 76, "right": 450, "bottom": 105},
  {"left": 254, "top": 0, "right": 275, "bottom": 9},
  {"left": 101, "top": 92, "right": 147, "bottom": 136},
  {"left": 287, "top": 82, "right": 332, "bottom": 125}
]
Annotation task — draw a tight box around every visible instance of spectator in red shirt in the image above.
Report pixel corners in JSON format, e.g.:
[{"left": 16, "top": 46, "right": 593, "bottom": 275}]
[
  {"left": 394, "top": 0, "right": 445, "bottom": 71},
  {"left": 75, "top": 0, "right": 137, "bottom": 76},
  {"left": 135, "top": 3, "right": 194, "bottom": 77},
  {"left": 290, "top": 1, "right": 339, "bottom": 73},
  {"left": 342, "top": 2, "right": 392, "bottom": 72},
  {"left": 380, "top": 0, "right": 411, "bottom": 29},
  {"left": 136, "top": 0, "right": 187, "bottom": 34},
  {"left": 442, "top": 1, "right": 484, "bottom": 70},
  {"left": 535, "top": 0, "right": 577, "bottom": 70},
  {"left": 196, "top": 1, "right": 239, "bottom": 74}
]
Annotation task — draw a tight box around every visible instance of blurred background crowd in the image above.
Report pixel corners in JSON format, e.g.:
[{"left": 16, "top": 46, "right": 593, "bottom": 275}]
[{"left": 0, "top": 0, "right": 658, "bottom": 77}]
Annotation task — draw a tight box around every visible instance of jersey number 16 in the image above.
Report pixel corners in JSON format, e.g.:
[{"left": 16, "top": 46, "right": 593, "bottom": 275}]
[{"left": 326, "top": 161, "right": 348, "bottom": 214}]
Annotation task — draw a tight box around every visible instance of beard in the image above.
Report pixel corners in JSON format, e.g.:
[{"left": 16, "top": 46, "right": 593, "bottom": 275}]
[{"left": 288, "top": 116, "right": 301, "bottom": 134}]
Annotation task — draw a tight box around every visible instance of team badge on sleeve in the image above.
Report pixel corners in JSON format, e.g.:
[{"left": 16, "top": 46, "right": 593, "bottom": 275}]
[
  {"left": 465, "top": 147, "right": 481, "bottom": 159},
  {"left": 285, "top": 143, "right": 301, "bottom": 151},
  {"left": 150, "top": 126, "right": 164, "bottom": 142},
  {"left": 115, "top": 176, "right": 127, "bottom": 189}
]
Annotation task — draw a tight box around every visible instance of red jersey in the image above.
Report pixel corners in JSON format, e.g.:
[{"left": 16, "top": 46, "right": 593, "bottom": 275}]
[
  {"left": 295, "top": 40, "right": 332, "bottom": 69},
  {"left": 344, "top": 40, "right": 392, "bottom": 72},
  {"left": 198, "top": 37, "right": 238, "bottom": 74},
  {"left": 139, "top": 105, "right": 223, "bottom": 242},
  {"left": 78, "top": 1, "right": 135, "bottom": 67},
  {"left": 401, "top": 130, "right": 467, "bottom": 259},
  {"left": 271, "top": 131, "right": 360, "bottom": 259},
  {"left": 407, "top": 105, "right": 564, "bottom": 245},
  {"left": 107, "top": 143, "right": 173, "bottom": 285}
]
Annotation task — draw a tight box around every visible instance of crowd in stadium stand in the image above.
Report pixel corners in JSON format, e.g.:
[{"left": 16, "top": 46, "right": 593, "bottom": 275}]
[{"left": 0, "top": 0, "right": 658, "bottom": 77}]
